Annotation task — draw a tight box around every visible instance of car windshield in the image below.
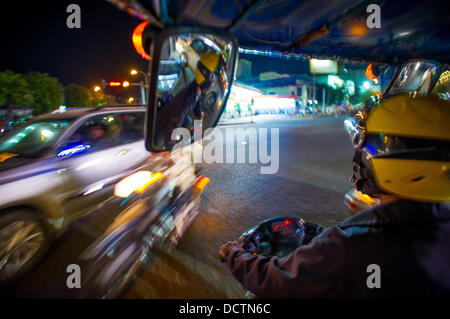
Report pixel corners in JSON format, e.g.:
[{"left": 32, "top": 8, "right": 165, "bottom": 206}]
[
  {"left": 0, "top": 119, "right": 72, "bottom": 158},
  {"left": 385, "top": 61, "right": 440, "bottom": 97}
]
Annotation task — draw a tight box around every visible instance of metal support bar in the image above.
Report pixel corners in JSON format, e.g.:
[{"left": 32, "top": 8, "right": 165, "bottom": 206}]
[
  {"left": 106, "top": 0, "right": 165, "bottom": 29},
  {"left": 159, "top": 0, "right": 172, "bottom": 25},
  {"left": 290, "top": 0, "right": 383, "bottom": 50},
  {"left": 228, "top": 0, "right": 267, "bottom": 33}
]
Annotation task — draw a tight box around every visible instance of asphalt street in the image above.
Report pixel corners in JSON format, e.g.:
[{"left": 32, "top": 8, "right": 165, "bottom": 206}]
[
  {"left": 0, "top": 115, "right": 354, "bottom": 298},
  {"left": 124, "top": 115, "right": 354, "bottom": 298}
]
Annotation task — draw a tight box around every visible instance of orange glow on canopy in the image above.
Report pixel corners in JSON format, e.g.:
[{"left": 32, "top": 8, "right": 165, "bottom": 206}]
[
  {"left": 348, "top": 24, "right": 368, "bottom": 36},
  {"left": 132, "top": 21, "right": 151, "bottom": 61},
  {"left": 365, "top": 63, "right": 377, "bottom": 81}
]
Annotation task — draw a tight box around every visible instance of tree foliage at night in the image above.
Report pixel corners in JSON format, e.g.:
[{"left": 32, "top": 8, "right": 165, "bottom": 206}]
[
  {"left": 25, "top": 71, "right": 64, "bottom": 115},
  {"left": 349, "top": 85, "right": 373, "bottom": 106},
  {"left": 326, "top": 86, "right": 346, "bottom": 105},
  {"left": 90, "top": 89, "right": 107, "bottom": 107},
  {"left": 0, "top": 70, "right": 34, "bottom": 111},
  {"left": 0, "top": 69, "right": 108, "bottom": 115},
  {"left": 64, "top": 83, "right": 91, "bottom": 107},
  {"left": 0, "top": 70, "right": 66, "bottom": 116}
]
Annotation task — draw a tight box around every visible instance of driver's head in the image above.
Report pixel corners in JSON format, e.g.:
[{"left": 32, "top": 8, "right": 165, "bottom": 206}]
[
  {"left": 195, "top": 51, "right": 224, "bottom": 91},
  {"left": 348, "top": 94, "right": 450, "bottom": 202},
  {"left": 88, "top": 124, "right": 105, "bottom": 140}
]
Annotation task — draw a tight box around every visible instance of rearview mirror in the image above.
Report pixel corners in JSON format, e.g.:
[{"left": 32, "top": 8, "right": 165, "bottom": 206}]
[{"left": 146, "top": 27, "right": 238, "bottom": 152}]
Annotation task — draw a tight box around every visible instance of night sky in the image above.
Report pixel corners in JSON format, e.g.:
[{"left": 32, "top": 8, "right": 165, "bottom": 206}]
[
  {"left": 0, "top": 1, "right": 360, "bottom": 89},
  {"left": 0, "top": 1, "right": 312, "bottom": 85},
  {"left": 0, "top": 0, "right": 147, "bottom": 87}
]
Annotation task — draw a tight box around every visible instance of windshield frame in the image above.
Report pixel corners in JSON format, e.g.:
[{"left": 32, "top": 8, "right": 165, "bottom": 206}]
[{"left": 383, "top": 59, "right": 445, "bottom": 98}]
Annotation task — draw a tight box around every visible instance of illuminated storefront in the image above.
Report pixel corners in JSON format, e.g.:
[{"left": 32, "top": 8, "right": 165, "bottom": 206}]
[{"left": 224, "top": 81, "right": 263, "bottom": 118}]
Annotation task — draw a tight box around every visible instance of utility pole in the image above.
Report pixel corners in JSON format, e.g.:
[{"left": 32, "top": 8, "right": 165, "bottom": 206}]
[
  {"left": 313, "top": 74, "right": 316, "bottom": 112},
  {"left": 130, "top": 69, "right": 150, "bottom": 105},
  {"left": 322, "top": 87, "right": 326, "bottom": 110}
]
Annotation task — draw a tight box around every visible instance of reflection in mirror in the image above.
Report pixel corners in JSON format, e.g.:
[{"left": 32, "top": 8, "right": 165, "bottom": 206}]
[
  {"left": 152, "top": 33, "right": 235, "bottom": 150},
  {"left": 386, "top": 61, "right": 439, "bottom": 97}
]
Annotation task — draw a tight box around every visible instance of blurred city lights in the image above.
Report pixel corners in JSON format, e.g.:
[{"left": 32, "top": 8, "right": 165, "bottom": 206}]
[
  {"left": 327, "top": 75, "right": 344, "bottom": 88},
  {"left": 238, "top": 47, "right": 307, "bottom": 61},
  {"left": 363, "top": 81, "right": 371, "bottom": 90},
  {"left": 310, "top": 59, "right": 338, "bottom": 74},
  {"left": 40, "top": 129, "right": 53, "bottom": 140}
]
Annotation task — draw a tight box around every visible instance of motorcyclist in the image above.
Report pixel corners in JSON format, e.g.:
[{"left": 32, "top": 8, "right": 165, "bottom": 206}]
[
  {"left": 157, "top": 51, "right": 225, "bottom": 146},
  {"left": 219, "top": 94, "right": 450, "bottom": 298}
]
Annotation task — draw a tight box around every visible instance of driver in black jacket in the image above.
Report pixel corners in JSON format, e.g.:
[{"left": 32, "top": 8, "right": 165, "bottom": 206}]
[
  {"left": 220, "top": 94, "right": 450, "bottom": 298},
  {"left": 157, "top": 51, "right": 224, "bottom": 146}
]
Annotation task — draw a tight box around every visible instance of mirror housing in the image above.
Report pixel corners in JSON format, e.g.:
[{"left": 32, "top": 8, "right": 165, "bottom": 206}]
[{"left": 145, "top": 27, "right": 238, "bottom": 152}]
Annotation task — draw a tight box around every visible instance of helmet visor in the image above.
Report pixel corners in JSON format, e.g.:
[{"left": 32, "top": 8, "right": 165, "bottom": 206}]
[{"left": 364, "top": 133, "right": 450, "bottom": 161}]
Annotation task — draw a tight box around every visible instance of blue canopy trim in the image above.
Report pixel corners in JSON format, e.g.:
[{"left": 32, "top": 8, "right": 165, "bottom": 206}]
[{"left": 106, "top": 0, "right": 450, "bottom": 64}]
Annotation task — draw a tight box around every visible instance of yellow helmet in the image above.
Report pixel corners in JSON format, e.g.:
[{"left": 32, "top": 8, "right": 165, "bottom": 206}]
[
  {"left": 195, "top": 52, "right": 223, "bottom": 85},
  {"left": 350, "top": 94, "right": 450, "bottom": 202}
]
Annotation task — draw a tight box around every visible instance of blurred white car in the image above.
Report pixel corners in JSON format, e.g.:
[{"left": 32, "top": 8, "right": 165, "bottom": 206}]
[{"left": 0, "top": 106, "right": 204, "bottom": 289}]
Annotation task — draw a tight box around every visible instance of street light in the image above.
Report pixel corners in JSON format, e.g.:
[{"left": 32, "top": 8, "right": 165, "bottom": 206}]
[
  {"left": 130, "top": 69, "right": 149, "bottom": 105},
  {"left": 123, "top": 81, "right": 130, "bottom": 87},
  {"left": 94, "top": 86, "right": 101, "bottom": 92},
  {"left": 128, "top": 97, "right": 135, "bottom": 103}
]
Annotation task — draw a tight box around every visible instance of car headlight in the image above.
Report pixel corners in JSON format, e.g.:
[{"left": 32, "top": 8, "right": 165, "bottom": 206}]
[{"left": 114, "top": 171, "right": 163, "bottom": 198}]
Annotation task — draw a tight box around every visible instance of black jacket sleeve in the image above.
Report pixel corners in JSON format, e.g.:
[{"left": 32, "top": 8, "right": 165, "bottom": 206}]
[
  {"left": 225, "top": 226, "right": 350, "bottom": 298},
  {"left": 192, "top": 98, "right": 202, "bottom": 118}
]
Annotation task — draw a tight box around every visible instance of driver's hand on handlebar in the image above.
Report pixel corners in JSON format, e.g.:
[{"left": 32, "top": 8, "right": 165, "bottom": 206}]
[{"left": 219, "top": 241, "right": 242, "bottom": 262}]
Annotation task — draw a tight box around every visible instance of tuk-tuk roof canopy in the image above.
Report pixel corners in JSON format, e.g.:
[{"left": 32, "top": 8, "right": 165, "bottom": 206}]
[{"left": 107, "top": 0, "right": 450, "bottom": 64}]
